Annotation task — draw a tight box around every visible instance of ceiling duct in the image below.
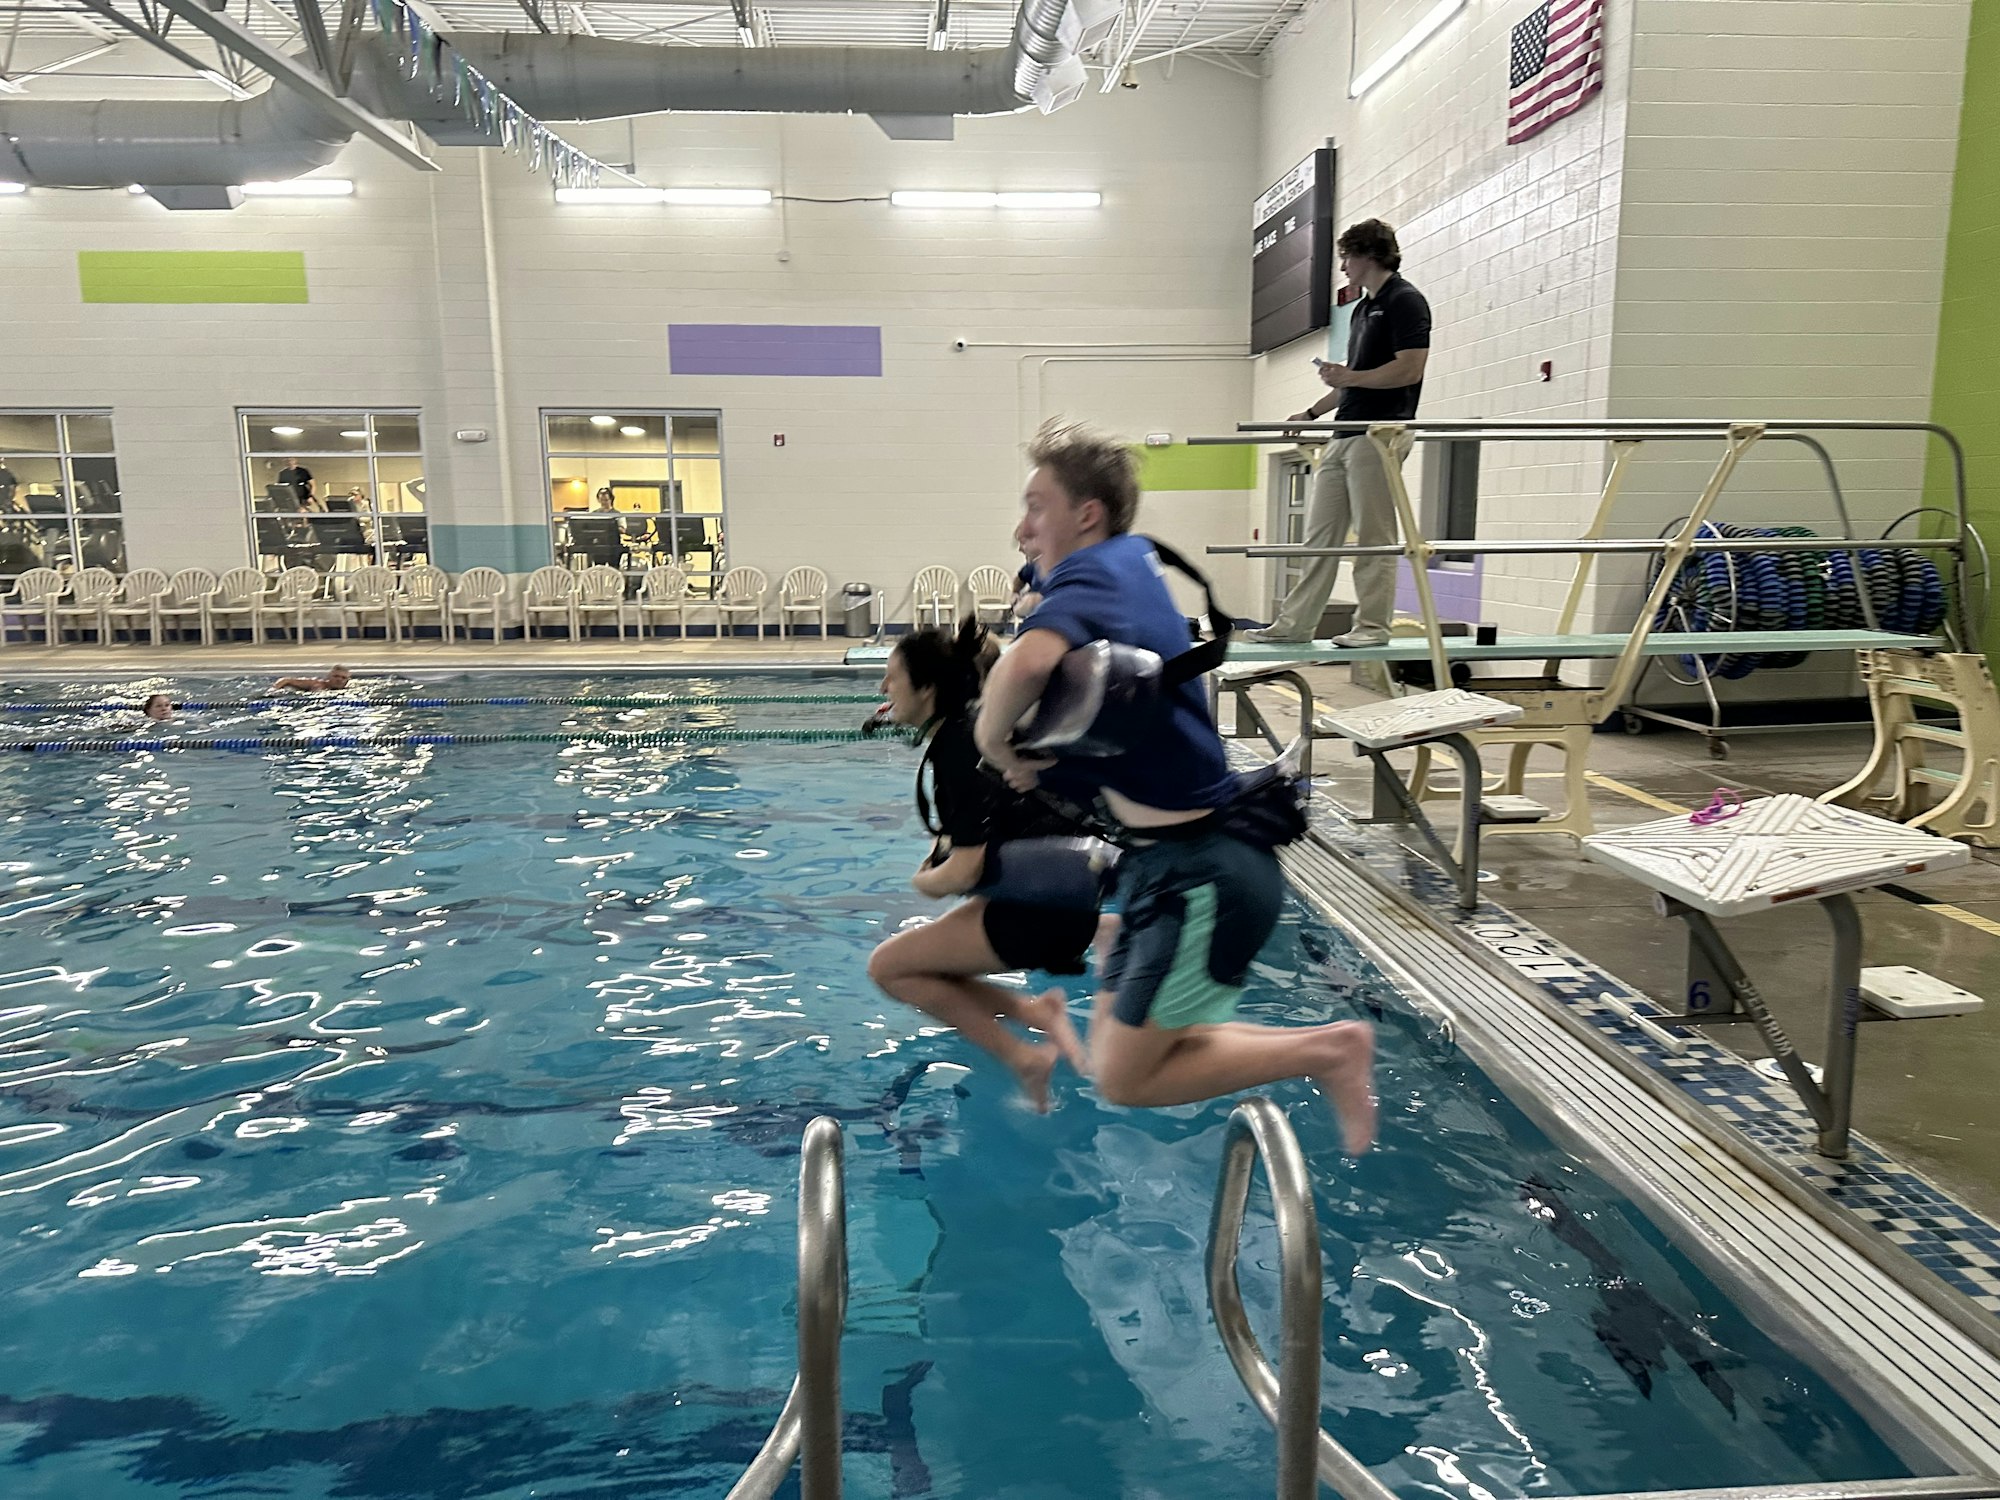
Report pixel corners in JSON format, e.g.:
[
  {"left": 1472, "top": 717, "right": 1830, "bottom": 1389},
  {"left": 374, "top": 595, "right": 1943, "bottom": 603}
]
[
  {"left": 0, "top": 79, "right": 348, "bottom": 190},
  {"left": 0, "top": 0, "right": 1107, "bottom": 195}
]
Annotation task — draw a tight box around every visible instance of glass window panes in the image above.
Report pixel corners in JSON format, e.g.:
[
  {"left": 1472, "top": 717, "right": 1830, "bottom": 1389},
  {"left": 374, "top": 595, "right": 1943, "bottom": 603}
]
[
  {"left": 542, "top": 410, "right": 727, "bottom": 596},
  {"left": 0, "top": 410, "right": 122, "bottom": 585},
  {"left": 242, "top": 409, "right": 427, "bottom": 575}
]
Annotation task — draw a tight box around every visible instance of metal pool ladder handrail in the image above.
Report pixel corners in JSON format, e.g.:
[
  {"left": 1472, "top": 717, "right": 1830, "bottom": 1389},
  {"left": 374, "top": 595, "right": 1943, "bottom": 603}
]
[
  {"left": 1208, "top": 1098, "right": 1399, "bottom": 1500},
  {"left": 727, "top": 1116, "right": 849, "bottom": 1500}
]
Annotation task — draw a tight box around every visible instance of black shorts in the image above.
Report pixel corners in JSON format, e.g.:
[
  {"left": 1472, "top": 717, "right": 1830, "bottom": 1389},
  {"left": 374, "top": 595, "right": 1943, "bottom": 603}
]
[
  {"left": 981, "top": 898, "right": 1097, "bottom": 976},
  {"left": 1102, "top": 827, "right": 1282, "bottom": 1029}
]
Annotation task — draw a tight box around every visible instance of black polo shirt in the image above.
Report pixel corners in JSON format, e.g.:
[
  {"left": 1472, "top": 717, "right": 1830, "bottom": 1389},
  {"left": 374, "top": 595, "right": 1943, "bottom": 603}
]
[{"left": 1335, "top": 273, "right": 1432, "bottom": 422}]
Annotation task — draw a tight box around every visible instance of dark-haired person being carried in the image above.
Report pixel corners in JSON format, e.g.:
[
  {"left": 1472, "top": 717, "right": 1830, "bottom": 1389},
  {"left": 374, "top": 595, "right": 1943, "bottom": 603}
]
[
  {"left": 866, "top": 618, "right": 1099, "bottom": 1111},
  {"left": 975, "top": 422, "right": 1378, "bottom": 1153}
]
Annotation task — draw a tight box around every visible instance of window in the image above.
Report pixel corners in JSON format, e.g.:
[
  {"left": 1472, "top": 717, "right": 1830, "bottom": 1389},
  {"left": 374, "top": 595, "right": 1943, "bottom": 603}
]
[
  {"left": 543, "top": 410, "right": 725, "bottom": 596},
  {"left": 1422, "top": 439, "right": 1480, "bottom": 567},
  {"left": 241, "top": 410, "right": 427, "bottom": 575},
  {"left": 0, "top": 410, "right": 123, "bottom": 584}
]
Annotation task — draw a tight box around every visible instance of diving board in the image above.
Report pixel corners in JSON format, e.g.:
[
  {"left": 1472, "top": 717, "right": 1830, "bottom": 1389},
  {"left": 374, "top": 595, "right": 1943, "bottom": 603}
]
[{"left": 839, "top": 628, "right": 1940, "bottom": 670}]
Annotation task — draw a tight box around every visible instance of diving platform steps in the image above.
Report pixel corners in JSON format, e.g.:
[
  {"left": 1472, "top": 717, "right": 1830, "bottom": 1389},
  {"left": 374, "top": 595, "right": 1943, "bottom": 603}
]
[{"left": 841, "top": 627, "right": 1940, "bottom": 669}]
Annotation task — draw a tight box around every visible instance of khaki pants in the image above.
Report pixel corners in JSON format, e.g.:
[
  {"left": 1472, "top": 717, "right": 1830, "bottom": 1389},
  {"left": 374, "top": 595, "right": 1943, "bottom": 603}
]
[{"left": 1268, "top": 431, "right": 1412, "bottom": 638}]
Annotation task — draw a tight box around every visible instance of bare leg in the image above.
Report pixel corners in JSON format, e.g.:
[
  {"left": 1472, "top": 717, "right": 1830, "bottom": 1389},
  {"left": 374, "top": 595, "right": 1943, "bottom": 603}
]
[
  {"left": 1092, "top": 1001, "right": 1378, "bottom": 1154},
  {"left": 1020, "top": 988, "right": 1090, "bottom": 1076},
  {"left": 868, "top": 901, "right": 1063, "bottom": 1111}
]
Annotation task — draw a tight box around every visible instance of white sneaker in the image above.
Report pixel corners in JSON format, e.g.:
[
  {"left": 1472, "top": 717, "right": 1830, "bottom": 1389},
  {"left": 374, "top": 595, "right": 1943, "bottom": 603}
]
[
  {"left": 1329, "top": 628, "right": 1391, "bottom": 648},
  {"left": 1244, "top": 627, "right": 1311, "bottom": 644}
]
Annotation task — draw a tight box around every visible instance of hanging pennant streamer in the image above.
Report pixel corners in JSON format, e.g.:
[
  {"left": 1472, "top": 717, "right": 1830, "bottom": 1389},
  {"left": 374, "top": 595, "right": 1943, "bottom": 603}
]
[{"left": 363, "top": 0, "right": 612, "bottom": 190}]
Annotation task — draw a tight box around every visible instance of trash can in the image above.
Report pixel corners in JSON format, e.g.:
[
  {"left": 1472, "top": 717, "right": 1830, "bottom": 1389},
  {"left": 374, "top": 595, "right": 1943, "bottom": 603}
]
[{"left": 840, "top": 582, "right": 875, "bottom": 639}]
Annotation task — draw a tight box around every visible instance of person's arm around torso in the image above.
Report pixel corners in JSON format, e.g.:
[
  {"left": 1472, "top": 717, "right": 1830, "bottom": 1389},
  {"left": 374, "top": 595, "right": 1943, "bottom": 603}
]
[{"left": 974, "top": 628, "right": 1069, "bottom": 790}]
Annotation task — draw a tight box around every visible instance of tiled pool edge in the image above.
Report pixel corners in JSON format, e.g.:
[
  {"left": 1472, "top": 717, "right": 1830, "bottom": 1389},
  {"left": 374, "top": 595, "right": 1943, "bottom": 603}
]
[{"left": 1291, "top": 777, "right": 2000, "bottom": 1322}]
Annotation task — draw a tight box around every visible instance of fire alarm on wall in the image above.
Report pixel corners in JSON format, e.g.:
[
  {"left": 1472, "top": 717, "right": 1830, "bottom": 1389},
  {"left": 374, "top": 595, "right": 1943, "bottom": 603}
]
[{"left": 773, "top": 433, "right": 786, "bottom": 447}]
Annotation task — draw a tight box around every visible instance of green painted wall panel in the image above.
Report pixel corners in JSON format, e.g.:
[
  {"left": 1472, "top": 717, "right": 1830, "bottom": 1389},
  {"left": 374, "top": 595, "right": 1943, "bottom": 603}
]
[
  {"left": 78, "top": 251, "right": 309, "bottom": 304},
  {"left": 429, "top": 523, "right": 550, "bottom": 575},
  {"left": 1132, "top": 443, "right": 1258, "bottom": 491},
  {"left": 1927, "top": 0, "right": 2000, "bottom": 658}
]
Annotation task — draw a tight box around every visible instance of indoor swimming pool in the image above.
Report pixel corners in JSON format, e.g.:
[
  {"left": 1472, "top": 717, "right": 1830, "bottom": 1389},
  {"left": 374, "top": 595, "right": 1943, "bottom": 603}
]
[{"left": 0, "top": 671, "right": 1920, "bottom": 1498}]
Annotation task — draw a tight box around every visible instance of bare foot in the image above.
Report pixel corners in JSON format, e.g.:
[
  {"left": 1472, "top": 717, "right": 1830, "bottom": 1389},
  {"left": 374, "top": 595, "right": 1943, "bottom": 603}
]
[
  {"left": 1009, "top": 1043, "right": 1060, "bottom": 1114},
  {"left": 1311, "top": 1021, "right": 1378, "bottom": 1155},
  {"left": 1022, "top": 987, "right": 1092, "bottom": 1076}
]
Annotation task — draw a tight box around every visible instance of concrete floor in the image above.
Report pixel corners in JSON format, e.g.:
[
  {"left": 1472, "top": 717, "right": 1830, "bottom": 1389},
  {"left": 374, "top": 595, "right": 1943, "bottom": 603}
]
[{"left": 6, "top": 636, "right": 1998, "bottom": 1224}]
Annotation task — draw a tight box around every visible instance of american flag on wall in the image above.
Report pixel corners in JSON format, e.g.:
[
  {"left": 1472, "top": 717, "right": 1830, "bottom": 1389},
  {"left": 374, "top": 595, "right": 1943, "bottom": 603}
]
[{"left": 1508, "top": 0, "right": 1605, "bottom": 144}]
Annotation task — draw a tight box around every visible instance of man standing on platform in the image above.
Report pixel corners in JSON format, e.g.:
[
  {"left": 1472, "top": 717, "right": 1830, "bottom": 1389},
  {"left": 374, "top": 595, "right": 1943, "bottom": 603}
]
[{"left": 1249, "top": 218, "right": 1431, "bottom": 648}]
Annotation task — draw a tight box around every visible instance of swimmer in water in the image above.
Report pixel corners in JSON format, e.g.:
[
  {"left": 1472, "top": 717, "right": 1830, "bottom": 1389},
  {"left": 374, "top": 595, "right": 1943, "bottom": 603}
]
[{"left": 271, "top": 664, "right": 353, "bottom": 694}]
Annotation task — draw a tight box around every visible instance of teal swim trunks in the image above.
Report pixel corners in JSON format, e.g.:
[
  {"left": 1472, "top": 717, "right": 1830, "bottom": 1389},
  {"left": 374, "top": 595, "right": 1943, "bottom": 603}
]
[{"left": 1102, "top": 826, "right": 1283, "bottom": 1029}]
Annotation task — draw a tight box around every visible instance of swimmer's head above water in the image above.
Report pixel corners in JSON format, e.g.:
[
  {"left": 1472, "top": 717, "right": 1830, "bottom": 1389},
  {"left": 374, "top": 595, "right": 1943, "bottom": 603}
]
[{"left": 865, "top": 617, "right": 994, "bottom": 737}]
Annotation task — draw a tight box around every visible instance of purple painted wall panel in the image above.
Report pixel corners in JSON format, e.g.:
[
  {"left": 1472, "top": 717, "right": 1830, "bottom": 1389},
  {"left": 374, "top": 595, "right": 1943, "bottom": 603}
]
[
  {"left": 1397, "top": 557, "right": 1484, "bottom": 622},
  {"left": 668, "top": 323, "right": 883, "bottom": 377}
]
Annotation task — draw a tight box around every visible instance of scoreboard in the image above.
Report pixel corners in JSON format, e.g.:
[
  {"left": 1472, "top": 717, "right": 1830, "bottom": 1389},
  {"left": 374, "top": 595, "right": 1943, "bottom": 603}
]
[{"left": 1250, "top": 147, "right": 1334, "bottom": 357}]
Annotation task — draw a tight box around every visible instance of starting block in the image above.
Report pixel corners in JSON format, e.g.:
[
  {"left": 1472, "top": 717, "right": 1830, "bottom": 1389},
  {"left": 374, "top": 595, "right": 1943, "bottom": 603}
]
[
  {"left": 1582, "top": 794, "right": 1971, "bottom": 1158},
  {"left": 1316, "top": 688, "right": 1524, "bottom": 910}
]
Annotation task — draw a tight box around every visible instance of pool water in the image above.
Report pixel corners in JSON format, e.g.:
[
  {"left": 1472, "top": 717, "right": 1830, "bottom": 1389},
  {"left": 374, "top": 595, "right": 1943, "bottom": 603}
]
[{"left": 0, "top": 672, "right": 1912, "bottom": 1498}]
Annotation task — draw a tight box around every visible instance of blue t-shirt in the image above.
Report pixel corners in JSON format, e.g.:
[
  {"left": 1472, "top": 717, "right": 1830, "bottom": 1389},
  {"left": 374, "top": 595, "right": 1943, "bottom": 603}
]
[{"left": 1021, "top": 533, "right": 1235, "bottom": 812}]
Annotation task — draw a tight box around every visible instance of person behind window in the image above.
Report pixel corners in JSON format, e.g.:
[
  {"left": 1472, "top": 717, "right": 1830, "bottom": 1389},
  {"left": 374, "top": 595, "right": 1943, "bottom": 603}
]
[
  {"left": 0, "top": 460, "right": 17, "bottom": 511},
  {"left": 276, "top": 461, "right": 315, "bottom": 508}
]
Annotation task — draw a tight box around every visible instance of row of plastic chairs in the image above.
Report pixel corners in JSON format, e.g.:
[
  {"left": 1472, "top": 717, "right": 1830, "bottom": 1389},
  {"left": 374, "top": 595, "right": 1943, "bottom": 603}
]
[
  {"left": 0, "top": 565, "right": 507, "bottom": 646},
  {"left": 525, "top": 564, "right": 773, "bottom": 639},
  {"left": 1, "top": 562, "right": 1026, "bottom": 646}
]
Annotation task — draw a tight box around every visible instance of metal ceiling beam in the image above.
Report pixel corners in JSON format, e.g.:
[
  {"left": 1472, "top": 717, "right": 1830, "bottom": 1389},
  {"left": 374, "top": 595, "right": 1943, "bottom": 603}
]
[
  {"left": 293, "top": 0, "right": 338, "bottom": 78},
  {"left": 64, "top": 0, "right": 225, "bottom": 79},
  {"left": 516, "top": 0, "right": 553, "bottom": 32},
  {"left": 143, "top": 0, "right": 440, "bottom": 169}
]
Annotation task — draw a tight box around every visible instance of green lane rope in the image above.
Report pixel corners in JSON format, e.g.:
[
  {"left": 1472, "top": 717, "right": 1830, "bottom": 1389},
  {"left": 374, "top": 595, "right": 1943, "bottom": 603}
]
[
  {"left": 2, "top": 726, "right": 915, "bottom": 754},
  {"left": 0, "top": 693, "right": 879, "bottom": 715}
]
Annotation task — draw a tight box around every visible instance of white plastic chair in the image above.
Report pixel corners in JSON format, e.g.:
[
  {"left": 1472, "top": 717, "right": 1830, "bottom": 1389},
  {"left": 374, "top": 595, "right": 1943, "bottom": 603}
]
[
  {"left": 911, "top": 566, "right": 960, "bottom": 629},
  {"left": 967, "top": 565, "right": 1015, "bottom": 628},
  {"left": 778, "top": 566, "right": 830, "bottom": 638},
  {"left": 156, "top": 568, "right": 217, "bottom": 645},
  {"left": 333, "top": 565, "right": 395, "bottom": 641},
  {"left": 268, "top": 567, "right": 322, "bottom": 644},
  {"left": 102, "top": 568, "right": 169, "bottom": 645},
  {"left": 574, "top": 564, "right": 629, "bottom": 639},
  {"left": 204, "top": 567, "right": 269, "bottom": 645},
  {"left": 389, "top": 564, "right": 451, "bottom": 643},
  {"left": 3, "top": 568, "right": 65, "bottom": 646},
  {"left": 711, "top": 565, "right": 768, "bottom": 640},
  {"left": 446, "top": 566, "right": 507, "bottom": 643},
  {"left": 51, "top": 567, "right": 119, "bottom": 645},
  {"left": 633, "top": 565, "right": 690, "bottom": 639},
  {"left": 523, "top": 564, "right": 577, "bottom": 641}
]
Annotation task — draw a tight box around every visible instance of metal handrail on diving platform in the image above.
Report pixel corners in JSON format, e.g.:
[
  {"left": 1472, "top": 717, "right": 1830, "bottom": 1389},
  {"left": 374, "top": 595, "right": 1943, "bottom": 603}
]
[
  {"left": 1197, "top": 417, "right": 1973, "bottom": 729},
  {"left": 1208, "top": 1097, "right": 1399, "bottom": 1500},
  {"left": 727, "top": 1116, "right": 849, "bottom": 1500}
]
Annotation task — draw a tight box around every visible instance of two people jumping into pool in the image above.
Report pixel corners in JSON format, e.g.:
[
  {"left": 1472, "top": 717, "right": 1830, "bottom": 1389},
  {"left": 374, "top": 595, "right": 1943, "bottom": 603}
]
[
  {"left": 964, "top": 420, "right": 1377, "bottom": 1154},
  {"left": 866, "top": 617, "right": 1107, "bottom": 1113}
]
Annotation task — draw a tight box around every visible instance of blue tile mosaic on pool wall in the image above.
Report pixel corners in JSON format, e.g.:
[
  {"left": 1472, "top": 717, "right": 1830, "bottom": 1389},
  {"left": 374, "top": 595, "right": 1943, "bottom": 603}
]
[{"left": 1293, "top": 783, "right": 2000, "bottom": 1321}]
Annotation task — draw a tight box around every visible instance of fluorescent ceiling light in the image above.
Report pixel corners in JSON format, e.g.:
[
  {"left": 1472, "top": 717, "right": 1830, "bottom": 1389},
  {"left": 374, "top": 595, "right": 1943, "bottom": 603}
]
[
  {"left": 555, "top": 185, "right": 770, "bottom": 206},
  {"left": 661, "top": 187, "right": 771, "bottom": 205},
  {"left": 1350, "top": 0, "right": 1465, "bottom": 98},
  {"left": 619, "top": 425, "right": 647, "bottom": 437},
  {"left": 589, "top": 415, "right": 617, "bottom": 427},
  {"left": 270, "top": 426, "right": 304, "bottom": 437},
  {"left": 892, "top": 191, "right": 997, "bottom": 208},
  {"left": 242, "top": 178, "right": 354, "bottom": 197},
  {"left": 340, "top": 430, "right": 369, "bottom": 439},
  {"left": 891, "top": 190, "right": 1100, "bottom": 209},
  {"left": 127, "top": 184, "right": 147, "bottom": 195},
  {"left": 556, "top": 186, "right": 667, "bottom": 204},
  {"left": 0, "top": 182, "right": 25, "bottom": 195},
  {"left": 997, "top": 191, "right": 1100, "bottom": 208}
]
